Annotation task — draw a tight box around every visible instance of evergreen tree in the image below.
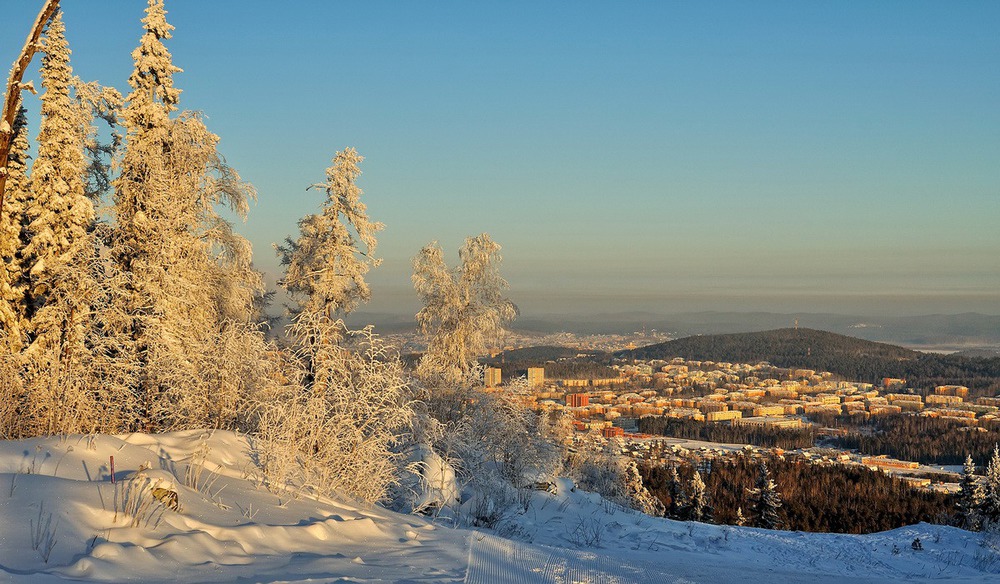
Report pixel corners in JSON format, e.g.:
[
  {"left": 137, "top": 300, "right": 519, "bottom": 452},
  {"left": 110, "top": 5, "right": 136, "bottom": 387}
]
[
  {"left": 982, "top": 444, "right": 1000, "bottom": 526},
  {"left": 688, "top": 469, "right": 712, "bottom": 523},
  {"left": 0, "top": 102, "right": 30, "bottom": 349},
  {"left": 749, "top": 461, "right": 782, "bottom": 529},
  {"left": 21, "top": 10, "right": 92, "bottom": 340},
  {"left": 15, "top": 11, "right": 125, "bottom": 437},
  {"left": 413, "top": 233, "right": 517, "bottom": 386},
  {"left": 276, "top": 147, "right": 381, "bottom": 318},
  {"left": 957, "top": 453, "right": 984, "bottom": 531},
  {"left": 113, "top": 0, "right": 263, "bottom": 431},
  {"left": 668, "top": 464, "right": 689, "bottom": 519},
  {"left": 620, "top": 457, "right": 665, "bottom": 517}
]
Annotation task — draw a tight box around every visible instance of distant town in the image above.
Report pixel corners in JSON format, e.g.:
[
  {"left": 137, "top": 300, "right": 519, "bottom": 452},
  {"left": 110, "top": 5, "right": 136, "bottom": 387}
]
[{"left": 472, "top": 345, "right": 1000, "bottom": 492}]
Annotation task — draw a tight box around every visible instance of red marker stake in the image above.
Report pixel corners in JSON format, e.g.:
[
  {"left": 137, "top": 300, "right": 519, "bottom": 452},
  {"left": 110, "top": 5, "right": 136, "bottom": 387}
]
[{"left": 110, "top": 455, "right": 115, "bottom": 484}]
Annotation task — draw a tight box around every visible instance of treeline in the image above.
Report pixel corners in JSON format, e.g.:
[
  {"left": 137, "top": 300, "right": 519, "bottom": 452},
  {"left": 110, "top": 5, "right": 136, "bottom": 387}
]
[
  {"left": 641, "top": 455, "right": 955, "bottom": 534},
  {"left": 619, "top": 328, "right": 1000, "bottom": 397},
  {"left": 638, "top": 416, "right": 816, "bottom": 450},
  {"left": 831, "top": 416, "right": 1000, "bottom": 466}
]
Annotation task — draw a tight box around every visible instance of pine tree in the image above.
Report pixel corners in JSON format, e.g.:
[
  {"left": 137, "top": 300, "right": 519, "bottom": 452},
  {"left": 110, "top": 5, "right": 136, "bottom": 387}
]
[
  {"left": 957, "top": 453, "right": 984, "bottom": 531},
  {"left": 749, "top": 461, "right": 782, "bottom": 529},
  {"left": 277, "top": 147, "right": 382, "bottom": 318},
  {"left": 735, "top": 506, "right": 747, "bottom": 527},
  {"left": 620, "top": 457, "right": 665, "bottom": 517},
  {"left": 16, "top": 11, "right": 113, "bottom": 436},
  {"left": 412, "top": 233, "right": 517, "bottom": 386}
]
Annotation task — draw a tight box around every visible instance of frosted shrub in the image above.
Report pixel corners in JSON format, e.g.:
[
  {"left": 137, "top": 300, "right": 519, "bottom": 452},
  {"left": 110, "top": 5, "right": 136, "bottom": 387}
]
[
  {"left": 568, "top": 446, "right": 664, "bottom": 516},
  {"left": 411, "top": 377, "right": 561, "bottom": 524},
  {"left": 254, "top": 314, "right": 413, "bottom": 504},
  {"left": 169, "top": 320, "right": 275, "bottom": 430},
  {"left": 0, "top": 351, "right": 25, "bottom": 438}
]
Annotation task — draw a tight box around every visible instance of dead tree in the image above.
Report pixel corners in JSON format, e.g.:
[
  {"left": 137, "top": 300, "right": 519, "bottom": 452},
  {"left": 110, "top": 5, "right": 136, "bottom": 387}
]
[{"left": 0, "top": 0, "right": 62, "bottom": 219}]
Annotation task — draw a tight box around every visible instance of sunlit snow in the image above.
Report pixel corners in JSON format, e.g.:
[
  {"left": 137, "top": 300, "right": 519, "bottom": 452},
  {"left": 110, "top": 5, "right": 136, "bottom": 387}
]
[{"left": 0, "top": 430, "right": 997, "bottom": 583}]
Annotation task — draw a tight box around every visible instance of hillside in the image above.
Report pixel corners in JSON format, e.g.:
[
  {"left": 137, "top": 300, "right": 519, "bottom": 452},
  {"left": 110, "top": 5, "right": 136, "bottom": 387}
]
[
  {"left": 618, "top": 328, "right": 1000, "bottom": 395},
  {"left": 481, "top": 346, "right": 617, "bottom": 380},
  {"left": 1, "top": 431, "right": 998, "bottom": 583},
  {"left": 620, "top": 328, "right": 917, "bottom": 363}
]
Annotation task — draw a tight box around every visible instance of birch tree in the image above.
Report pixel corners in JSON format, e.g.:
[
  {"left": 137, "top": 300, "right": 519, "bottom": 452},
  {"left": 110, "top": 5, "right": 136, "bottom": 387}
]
[
  {"left": 412, "top": 233, "right": 517, "bottom": 387},
  {"left": 255, "top": 320, "right": 413, "bottom": 504}
]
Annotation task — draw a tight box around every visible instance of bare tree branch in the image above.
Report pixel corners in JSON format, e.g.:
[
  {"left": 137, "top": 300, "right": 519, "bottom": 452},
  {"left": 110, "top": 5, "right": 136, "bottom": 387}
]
[{"left": 0, "top": 0, "right": 61, "bottom": 219}]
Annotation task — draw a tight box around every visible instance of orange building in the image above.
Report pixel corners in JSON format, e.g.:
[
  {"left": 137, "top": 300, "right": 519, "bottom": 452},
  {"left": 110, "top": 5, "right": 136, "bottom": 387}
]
[{"left": 601, "top": 426, "right": 625, "bottom": 439}]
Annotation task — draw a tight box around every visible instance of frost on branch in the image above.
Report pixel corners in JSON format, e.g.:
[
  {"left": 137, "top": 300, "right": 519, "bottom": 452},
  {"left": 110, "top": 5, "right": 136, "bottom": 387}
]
[
  {"left": 412, "top": 233, "right": 517, "bottom": 387},
  {"left": 277, "top": 147, "right": 382, "bottom": 318},
  {"left": 254, "top": 314, "right": 413, "bottom": 505}
]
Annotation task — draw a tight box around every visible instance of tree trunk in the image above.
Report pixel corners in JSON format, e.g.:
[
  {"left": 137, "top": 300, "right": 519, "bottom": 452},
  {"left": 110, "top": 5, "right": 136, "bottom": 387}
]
[{"left": 0, "top": 0, "right": 61, "bottom": 219}]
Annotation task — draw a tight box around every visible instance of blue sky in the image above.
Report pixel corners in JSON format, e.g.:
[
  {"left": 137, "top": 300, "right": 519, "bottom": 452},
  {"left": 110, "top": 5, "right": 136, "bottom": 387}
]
[{"left": 3, "top": 0, "right": 999, "bottom": 317}]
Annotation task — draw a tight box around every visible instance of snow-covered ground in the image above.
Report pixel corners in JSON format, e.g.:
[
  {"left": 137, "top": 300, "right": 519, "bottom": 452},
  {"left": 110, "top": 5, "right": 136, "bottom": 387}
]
[{"left": 0, "top": 431, "right": 997, "bottom": 583}]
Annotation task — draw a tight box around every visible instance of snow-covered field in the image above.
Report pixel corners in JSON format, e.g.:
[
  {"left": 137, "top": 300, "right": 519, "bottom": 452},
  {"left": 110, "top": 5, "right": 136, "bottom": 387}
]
[{"left": 0, "top": 431, "right": 997, "bottom": 583}]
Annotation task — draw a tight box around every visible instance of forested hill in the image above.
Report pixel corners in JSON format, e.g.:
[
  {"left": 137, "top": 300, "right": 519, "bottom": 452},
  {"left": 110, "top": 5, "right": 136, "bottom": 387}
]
[{"left": 618, "top": 328, "right": 1000, "bottom": 396}]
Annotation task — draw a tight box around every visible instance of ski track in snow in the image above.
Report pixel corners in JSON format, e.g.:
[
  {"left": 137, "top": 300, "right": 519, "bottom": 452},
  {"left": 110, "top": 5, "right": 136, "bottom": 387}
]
[{"left": 466, "top": 532, "right": 670, "bottom": 584}]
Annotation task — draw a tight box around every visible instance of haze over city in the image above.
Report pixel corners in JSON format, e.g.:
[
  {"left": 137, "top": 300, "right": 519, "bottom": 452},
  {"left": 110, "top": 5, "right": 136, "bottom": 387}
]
[{"left": 3, "top": 0, "right": 998, "bottom": 318}]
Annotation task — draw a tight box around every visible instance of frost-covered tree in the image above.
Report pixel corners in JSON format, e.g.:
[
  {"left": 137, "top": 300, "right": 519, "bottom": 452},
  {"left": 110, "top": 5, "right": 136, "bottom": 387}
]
[
  {"left": 21, "top": 10, "right": 92, "bottom": 339},
  {"left": 412, "top": 233, "right": 517, "bottom": 386},
  {"left": 982, "top": 444, "right": 1000, "bottom": 526},
  {"left": 749, "top": 462, "right": 782, "bottom": 530},
  {"left": 735, "top": 506, "right": 747, "bottom": 527},
  {"left": 277, "top": 148, "right": 382, "bottom": 318},
  {"left": 620, "top": 457, "right": 665, "bottom": 517},
  {"left": 957, "top": 453, "right": 984, "bottom": 531},
  {"left": 396, "top": 376, "right": 554, "bottom": 522},
  {"left": 565, "top": 444, "right": 662, "bottom": 517},
  {"left": 0, "top": 0, "right": 61, "bottom": 213},
  {"left": 74, "top": 79, "right": 123, "bottom": 202},
  {"left": 667, "top": 464, "right": 688, "bottom": 519},
  {"left": 688, "top": 469, "right": 711, "bottom": 523},
  {"left": 108, "top": 0, "right": 265, "bottom": 431},
  {"left": 12, "top": 11, "right": 117, "bottom": 437},
  {"left": 255, "top": 316, "right": 413, "bottom": 504},
  {"left": 438, "top": 380, "right": 556, "bottom": 483},
  {"left": 0, "top": 102, "right": 31, "bottom": 349}
]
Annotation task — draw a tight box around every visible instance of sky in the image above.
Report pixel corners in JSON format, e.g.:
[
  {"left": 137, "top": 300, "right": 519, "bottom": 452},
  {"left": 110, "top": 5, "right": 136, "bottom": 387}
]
[{"left": 2, "top": 0, "right": 999, "bottom": 319}]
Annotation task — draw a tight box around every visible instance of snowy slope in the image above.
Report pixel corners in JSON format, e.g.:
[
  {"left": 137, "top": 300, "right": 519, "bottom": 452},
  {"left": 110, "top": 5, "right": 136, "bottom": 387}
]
[{"left": 0, "top": 431, "right": 996, "bottom": 583}]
